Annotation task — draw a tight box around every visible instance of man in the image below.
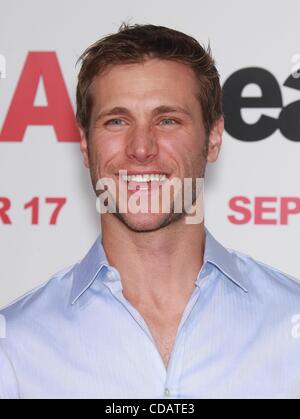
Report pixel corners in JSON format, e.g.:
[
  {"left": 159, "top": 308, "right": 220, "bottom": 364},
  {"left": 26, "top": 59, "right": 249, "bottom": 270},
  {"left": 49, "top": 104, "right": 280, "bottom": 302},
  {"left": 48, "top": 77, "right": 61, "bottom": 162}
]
[{"left": 0, "top": 23, "right": 300, "bottom": 399}]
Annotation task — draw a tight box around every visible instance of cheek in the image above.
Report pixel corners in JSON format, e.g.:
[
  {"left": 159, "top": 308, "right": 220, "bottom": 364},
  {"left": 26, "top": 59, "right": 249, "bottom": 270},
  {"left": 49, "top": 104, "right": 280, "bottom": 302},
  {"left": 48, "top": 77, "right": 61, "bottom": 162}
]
[
  {"left": 89, "top": 132, "right": 125, "bottom": 173},
  {"left": 161, "top": 130, "right": 202, "bottom": 161},
  {"left": 180, "top": 131, "right": 207, "bottom": 166},
  {"left": 161, "top": 132, "right": 206, "bottom": 176}
]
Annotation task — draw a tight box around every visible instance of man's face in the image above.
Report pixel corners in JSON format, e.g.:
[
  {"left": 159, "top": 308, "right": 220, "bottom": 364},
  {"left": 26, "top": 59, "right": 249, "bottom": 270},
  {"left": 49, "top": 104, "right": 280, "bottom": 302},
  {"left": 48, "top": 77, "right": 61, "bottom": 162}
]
[{"left": 79, "top": 58, "right": 223, "bottom": 232}]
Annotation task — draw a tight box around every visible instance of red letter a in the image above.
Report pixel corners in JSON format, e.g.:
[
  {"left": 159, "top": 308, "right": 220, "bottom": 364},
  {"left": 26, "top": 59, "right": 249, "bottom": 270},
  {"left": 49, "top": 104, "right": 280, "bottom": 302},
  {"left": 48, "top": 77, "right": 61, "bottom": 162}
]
[{"left": 0, "top": 52, "right": 80, "bottom": 142}]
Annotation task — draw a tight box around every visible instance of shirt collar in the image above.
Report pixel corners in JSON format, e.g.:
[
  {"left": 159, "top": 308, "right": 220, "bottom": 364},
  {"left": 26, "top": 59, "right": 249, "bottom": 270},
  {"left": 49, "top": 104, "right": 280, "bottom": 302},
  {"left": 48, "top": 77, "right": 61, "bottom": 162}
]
[
  {"left": 70, "top": 226, "right": 248, "bottom": 304},
  {"left": 203, "top": 228, "right": 248, "bottom": 293},
  {"left": 70, "top": 238, "right": 109, "bottom": 305}
]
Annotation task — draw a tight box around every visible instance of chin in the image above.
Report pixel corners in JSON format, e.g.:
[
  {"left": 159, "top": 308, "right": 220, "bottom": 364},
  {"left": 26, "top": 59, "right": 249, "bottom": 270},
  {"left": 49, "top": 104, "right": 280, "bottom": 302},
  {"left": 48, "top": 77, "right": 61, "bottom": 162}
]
[{"left": 114, "top": 211, "right": 183, "bottom": 233}]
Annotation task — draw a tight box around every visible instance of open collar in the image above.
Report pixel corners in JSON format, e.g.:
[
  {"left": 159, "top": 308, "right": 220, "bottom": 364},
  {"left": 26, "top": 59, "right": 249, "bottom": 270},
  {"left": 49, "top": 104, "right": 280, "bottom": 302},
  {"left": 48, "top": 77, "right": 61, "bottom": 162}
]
[
  {"left": 70, "top": 226, "right": 248, "bottom": 304},
  {"left": 203, "top": 228, "right": 248, "bottom": 293}
]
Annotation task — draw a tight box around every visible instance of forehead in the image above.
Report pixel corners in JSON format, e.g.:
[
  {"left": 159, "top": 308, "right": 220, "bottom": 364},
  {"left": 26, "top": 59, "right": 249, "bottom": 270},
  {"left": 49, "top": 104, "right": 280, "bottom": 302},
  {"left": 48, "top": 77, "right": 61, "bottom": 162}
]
[{"left": 90, "top": 59, "right": 200, "bottom": 107}]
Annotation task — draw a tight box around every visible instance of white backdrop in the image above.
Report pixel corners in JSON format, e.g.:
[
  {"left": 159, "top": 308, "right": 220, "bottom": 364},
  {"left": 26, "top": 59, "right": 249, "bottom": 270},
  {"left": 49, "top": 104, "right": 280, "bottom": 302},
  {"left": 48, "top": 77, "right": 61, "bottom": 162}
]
[{"left": 0, "top": 0, "right": 300, "bottom": 308}]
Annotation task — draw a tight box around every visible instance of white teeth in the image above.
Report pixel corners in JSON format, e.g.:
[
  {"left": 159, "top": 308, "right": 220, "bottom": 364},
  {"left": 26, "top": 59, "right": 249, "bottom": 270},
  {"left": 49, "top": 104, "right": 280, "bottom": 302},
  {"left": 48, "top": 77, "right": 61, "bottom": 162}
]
[{"left": 121, "top": 174, "right": 167, "bottom": 182}]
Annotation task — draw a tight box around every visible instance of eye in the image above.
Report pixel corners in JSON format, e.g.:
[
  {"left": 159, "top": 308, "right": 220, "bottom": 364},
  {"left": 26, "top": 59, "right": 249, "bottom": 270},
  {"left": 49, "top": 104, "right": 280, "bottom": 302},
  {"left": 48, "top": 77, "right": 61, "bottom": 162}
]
[
  {"left": 105, "top": 119, "right": 127, "bottom": 126},
  {"left": 160, "top": 118, "right": 177, "bottom": 126}
]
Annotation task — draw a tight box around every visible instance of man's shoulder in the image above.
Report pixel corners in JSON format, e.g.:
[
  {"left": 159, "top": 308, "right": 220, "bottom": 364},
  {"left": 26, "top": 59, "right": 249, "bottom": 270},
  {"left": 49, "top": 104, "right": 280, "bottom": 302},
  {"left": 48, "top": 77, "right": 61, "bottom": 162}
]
[
  {"left": 228, "top": 246, "right": 300, "bottom": 297},
  {"left": 0, "top": 263, "right": 79, "bottom": 398},
  {"left": 0, "top": 263, "right": 76, "bottom": 321}
]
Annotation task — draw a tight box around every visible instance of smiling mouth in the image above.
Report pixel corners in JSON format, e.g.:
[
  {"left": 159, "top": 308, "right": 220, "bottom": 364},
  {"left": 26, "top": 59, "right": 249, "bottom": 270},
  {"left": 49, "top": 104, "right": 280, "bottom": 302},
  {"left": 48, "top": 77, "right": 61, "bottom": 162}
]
[
  {"left": 116, "top": 172, "right": 169, "bottom": 191},
  {"left": 121, "top": 173, "right": 167, "bottom": 183}
]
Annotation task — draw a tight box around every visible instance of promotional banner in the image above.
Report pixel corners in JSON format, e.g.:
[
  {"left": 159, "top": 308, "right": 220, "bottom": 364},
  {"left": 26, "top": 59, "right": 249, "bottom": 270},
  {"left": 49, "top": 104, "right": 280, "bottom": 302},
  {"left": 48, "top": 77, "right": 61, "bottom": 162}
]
[{"left": 1, "top": 0, "right": 299, "bottom": 307}]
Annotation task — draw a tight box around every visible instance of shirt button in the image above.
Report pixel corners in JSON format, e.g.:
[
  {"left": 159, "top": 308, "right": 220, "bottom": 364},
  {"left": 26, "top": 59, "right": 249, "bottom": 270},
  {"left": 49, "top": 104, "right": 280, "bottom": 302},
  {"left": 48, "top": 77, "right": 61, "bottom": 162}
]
[
  {"left": 107, "top": 271, "right": 114, "bottom": 280},
  {"left": 164, "top": 388, "right": 170, "bottom": 397}
]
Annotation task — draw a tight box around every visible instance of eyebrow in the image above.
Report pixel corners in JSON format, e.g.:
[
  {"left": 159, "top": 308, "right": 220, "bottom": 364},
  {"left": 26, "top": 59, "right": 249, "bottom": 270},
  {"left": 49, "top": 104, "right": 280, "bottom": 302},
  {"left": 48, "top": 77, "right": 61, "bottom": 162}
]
[{"left": 95, "top": 105, "right": 193, "bottom": 121}]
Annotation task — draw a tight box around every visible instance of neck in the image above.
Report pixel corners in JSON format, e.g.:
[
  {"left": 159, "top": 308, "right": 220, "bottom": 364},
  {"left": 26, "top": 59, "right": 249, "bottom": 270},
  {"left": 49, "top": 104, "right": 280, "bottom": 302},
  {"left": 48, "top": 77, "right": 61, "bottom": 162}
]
[{"left": 101, "top": 214, "right": 205, "bottom": 308}]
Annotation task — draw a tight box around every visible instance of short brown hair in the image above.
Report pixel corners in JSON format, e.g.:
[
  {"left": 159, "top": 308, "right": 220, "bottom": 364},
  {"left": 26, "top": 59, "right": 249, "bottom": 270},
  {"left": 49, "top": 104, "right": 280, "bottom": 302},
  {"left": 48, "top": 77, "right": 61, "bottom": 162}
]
[{"left": 76, "top": 23, "right": 223, "bottom": 136}]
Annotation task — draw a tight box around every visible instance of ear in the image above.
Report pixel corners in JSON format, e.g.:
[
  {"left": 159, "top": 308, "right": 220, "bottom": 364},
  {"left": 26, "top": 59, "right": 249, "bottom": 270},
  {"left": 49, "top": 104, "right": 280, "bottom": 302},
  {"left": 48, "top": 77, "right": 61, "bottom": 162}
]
[
  {"left": 79, "top": 126, "right": 90, "bottom": 169},
  {"left": 207, "top": 116, "right": 224, "bottom": 163}
]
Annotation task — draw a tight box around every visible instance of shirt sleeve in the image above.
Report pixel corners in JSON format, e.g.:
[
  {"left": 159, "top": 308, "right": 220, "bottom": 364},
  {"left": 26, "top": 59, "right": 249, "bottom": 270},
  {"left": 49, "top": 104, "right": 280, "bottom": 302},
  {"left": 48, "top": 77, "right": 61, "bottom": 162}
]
[{"left": 0, "top": 343, "right": 19, "bottom": 399}]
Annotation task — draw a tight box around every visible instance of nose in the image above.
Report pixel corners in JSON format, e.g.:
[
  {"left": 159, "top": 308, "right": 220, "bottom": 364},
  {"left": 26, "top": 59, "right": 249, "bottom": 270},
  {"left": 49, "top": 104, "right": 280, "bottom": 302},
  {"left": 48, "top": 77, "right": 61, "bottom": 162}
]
[{"left": 125, "top": 123, "right": 158, "bottom": 163}]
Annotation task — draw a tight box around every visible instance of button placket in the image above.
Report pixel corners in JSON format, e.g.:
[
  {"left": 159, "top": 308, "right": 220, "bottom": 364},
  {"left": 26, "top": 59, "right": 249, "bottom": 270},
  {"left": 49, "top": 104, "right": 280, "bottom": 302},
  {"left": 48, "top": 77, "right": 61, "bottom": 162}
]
[
  {"left": 163, "top": 280, "right": 206, "bottom": 399},
  {"left": 164, "top": 387, "right": 170, "bottom": 397}
]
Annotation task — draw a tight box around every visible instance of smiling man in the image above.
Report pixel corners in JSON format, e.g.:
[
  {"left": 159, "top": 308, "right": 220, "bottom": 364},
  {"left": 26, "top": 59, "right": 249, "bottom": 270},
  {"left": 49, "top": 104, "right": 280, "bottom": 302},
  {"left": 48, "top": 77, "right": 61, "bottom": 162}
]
[{"left": 1, "top": 24, "right": 300, "bottom": 399}]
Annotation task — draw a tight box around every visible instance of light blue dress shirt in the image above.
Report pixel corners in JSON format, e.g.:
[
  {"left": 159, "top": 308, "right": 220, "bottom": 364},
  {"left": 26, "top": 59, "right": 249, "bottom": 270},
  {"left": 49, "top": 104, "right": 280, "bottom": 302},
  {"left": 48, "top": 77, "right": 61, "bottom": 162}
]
[{"left": 1, "top": 227, "right": 300, "bottom": 399}]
